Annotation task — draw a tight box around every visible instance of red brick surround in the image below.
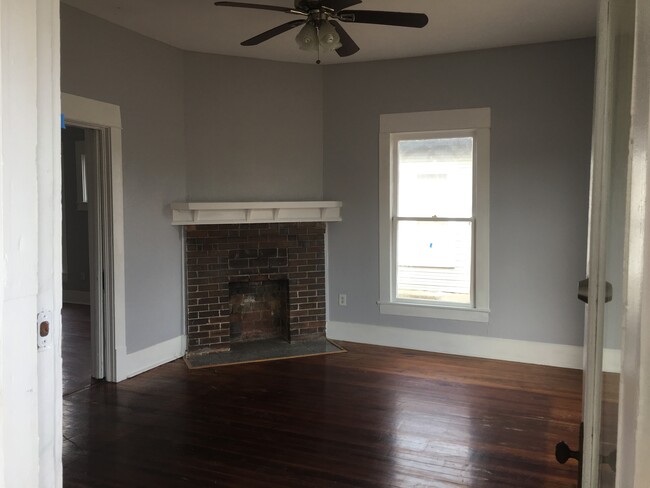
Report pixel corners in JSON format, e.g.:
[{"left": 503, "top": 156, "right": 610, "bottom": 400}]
[{"left": 185, "top": 222, "right": 326, "bottom": 354}]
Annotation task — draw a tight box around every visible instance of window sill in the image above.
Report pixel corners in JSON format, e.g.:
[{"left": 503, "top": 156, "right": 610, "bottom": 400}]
[{"left": 378, "top": 301, "right": 489, "bottom": 323}]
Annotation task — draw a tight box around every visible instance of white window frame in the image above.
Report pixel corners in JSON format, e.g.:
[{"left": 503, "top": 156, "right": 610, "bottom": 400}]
[{"left": 379, "top": 108, "right": 490, "bottom": 322}]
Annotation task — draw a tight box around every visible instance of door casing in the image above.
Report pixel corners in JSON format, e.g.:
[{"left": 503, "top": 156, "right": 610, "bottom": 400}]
[{"left": 61, "top": 93, "right": 126, "bottom": 383}]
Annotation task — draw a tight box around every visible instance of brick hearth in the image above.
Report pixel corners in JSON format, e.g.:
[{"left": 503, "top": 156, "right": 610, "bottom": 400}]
[{"left": 184, "top": 222, "right": 326, "bottom": 354}]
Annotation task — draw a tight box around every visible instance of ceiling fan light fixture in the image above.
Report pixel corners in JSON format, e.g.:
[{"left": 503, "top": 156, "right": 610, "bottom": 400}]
[
  {"left": 295, "top": 22, "right": 319, "bottom": 51},
  {"left": 215, "top": 0, "right": 429, "bottom": 61},
  {"left": 318, "top": 21, "right": 342, "bottom": 51}
]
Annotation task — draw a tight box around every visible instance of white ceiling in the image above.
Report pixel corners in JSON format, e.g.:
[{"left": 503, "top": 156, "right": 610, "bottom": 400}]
[{"left": 61, "top": 0, "right": 598, "bottom": 65}]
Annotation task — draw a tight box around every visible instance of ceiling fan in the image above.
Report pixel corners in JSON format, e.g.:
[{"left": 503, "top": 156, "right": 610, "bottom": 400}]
[{"left": 214, "top": 0, "right": 428, "bottom": 62}]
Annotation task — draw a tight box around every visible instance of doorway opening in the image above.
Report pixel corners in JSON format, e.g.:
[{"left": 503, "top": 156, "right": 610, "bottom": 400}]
[{"left": 61, "top": 125, "right": 108, "bottom": 394}]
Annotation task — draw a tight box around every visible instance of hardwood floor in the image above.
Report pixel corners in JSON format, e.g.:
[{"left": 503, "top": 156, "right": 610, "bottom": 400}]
[
  {"left": 62, "top": 304, "right": 94, "bottom": 396},
  {"left": 63, "top": 342, "right": 581, "bottom": 487}
]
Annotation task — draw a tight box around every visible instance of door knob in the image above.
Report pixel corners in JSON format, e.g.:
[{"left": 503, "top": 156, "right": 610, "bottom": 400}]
[
  {"left": 556, "top": 423, "right": 583, "bottom": 487},
  {"left": 555, "top": 441, "right": 581, "bottom": 464},
  {"left": 577, "top": 278, "right": 613, "bottom": 303}
]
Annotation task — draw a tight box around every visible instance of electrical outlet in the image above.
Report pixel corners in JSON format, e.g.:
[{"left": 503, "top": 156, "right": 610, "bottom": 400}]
[{"left": 338, "top": 294, "right": 347, "bottom": 306}]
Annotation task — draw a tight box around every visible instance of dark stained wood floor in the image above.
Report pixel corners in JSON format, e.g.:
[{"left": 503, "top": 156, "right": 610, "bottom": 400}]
[
  {"left": 63, "top": 342, "right": 581, "bottom": 487},
  {"left": 62, "top": 304, "right": 93, "bottom": 396}
]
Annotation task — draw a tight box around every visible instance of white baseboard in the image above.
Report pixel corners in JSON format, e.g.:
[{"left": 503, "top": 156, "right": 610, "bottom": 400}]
[
  {"left": 62, "top": 289, "right": 90, "bottom": 305},
  {"left": 123, "top": 335, "right": 185, "bottom": 380},
  {"left": 327, "top": 321, "right": 621, "bottom": 373},
  {"left": 114, "top": 324, "right": 622, "bottom": 380}
]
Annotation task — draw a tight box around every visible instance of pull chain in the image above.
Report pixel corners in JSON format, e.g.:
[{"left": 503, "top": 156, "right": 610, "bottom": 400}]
[{"left": 316, "top": 24, "right": 321, "bottom": 64}]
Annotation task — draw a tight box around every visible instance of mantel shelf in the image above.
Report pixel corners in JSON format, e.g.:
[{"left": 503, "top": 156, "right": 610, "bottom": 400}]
[{"left": 171, "top": 201, "right": 342, "bottom": 225}]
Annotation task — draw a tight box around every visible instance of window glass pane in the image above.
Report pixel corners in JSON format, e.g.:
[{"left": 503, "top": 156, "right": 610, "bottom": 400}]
[
  {"left": 397, "top": 137, "right": 473, "bottom": 218},
  {"left": 396, "top": 220, "right": 472, "bottom": 304}
]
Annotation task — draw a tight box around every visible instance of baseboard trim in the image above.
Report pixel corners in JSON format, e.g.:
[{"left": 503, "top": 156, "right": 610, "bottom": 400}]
[
  {"left": 327, "top": 321, "right": 621, "bottom": 373},
  {"left": 62, "top": 289, "right": 90, "bottom": 305},
  {"left": 123, "top": 335, "right": 185, "bottom": 379},
  {"left": 116, "top": 325, "right": 622, "bottom": 378}
]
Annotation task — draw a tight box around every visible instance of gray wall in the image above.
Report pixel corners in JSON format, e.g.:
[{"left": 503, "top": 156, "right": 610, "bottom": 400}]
[
  {"left": 323, "top": 39, "right": 595, "bottom": 346},
  {"left": 61, "top": 5, "right": 186, "bottom": 353},
  {"left": 62, "top": 4, "right": 595, "bottom": 352},
  {"left": 184, "top": 53, "right": 323, "bottom": 201},
  {"left": 61, "top": 6, "right": 325, "bottom": 353}
]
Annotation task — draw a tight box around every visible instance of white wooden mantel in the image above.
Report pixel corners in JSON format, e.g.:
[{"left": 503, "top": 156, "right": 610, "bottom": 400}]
[{"left": 171, "top": 201, "right": 342, "bottom": 225}]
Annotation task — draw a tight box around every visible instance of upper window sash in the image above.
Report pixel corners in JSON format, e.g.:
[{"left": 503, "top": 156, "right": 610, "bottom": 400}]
[{"left": 391, "top": 129, "right": 477, "bottom": 220}]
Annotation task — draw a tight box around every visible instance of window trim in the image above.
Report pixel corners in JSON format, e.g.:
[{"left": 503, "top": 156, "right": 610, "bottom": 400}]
[{"left": 378, "top": 108, "right": 490, "bottom": 322}]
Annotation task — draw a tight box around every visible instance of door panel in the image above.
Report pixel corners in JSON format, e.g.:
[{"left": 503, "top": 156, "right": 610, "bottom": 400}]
[
  {"left": 598, "top": 0, "right": 635, "bottom": 484},
  {"left": 581, "top": 0, "right": 636, "bottom": 485}
]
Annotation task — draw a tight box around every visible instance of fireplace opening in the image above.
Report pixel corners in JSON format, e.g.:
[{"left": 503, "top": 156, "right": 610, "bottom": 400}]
[{"left": 229, "top": 280, "right": 289, "bottom": 343}]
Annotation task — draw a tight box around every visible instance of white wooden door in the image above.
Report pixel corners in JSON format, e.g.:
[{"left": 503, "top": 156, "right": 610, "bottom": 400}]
[{"left": 579, "top": 0, "right": 636, "bottom": 485}]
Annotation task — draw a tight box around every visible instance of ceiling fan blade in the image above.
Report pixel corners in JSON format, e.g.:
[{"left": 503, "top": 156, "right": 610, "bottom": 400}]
[
  {"left": 241, "top": 19, "right": 306, "bottom": 46},
  {"left": 322, "top": 0, "right": 362, "bottom": 13},
  {"left": 338, "top": 10, "right": 429, "bottom": 28},
  {"left": 329, "top": 20, "right": 359, "bottom": 57},
  {"left": 214, "top": 1, "right": 303, "bottom": 15}
]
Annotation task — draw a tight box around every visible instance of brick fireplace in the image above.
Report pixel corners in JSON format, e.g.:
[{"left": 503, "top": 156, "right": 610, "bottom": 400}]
[{"left": 184, "top": 222, "right": 327, "bottom": 355}]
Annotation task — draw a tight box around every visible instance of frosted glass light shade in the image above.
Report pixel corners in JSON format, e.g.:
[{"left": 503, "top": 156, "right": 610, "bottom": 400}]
[
  {"left": 295, "top": 23, "right": 319, "bottom": 51},
  {"left": 318, "top": 21, "right": 341, "bottom": 51}
]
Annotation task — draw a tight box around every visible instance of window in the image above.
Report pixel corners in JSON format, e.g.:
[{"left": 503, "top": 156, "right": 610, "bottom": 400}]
[
  {"left": 75, "top": 141, "right": 88, "bottom": 210},
  {"left": 379, "top": 108, "right": 490, "bottom": 322}
]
